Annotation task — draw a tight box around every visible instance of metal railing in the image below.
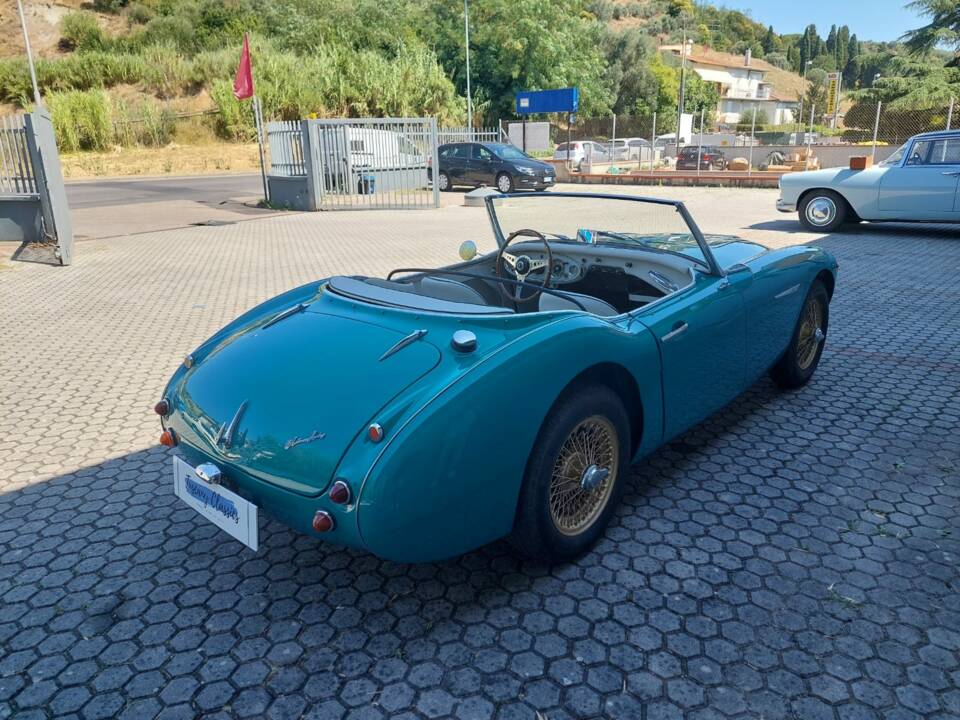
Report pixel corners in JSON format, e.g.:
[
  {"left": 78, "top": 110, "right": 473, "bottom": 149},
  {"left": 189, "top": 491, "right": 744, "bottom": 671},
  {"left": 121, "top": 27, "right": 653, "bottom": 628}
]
[
  {"left": 0, "top": 115, "right": 37, "bottom": 196},
  {"left": 266, "top": 121, "right": 306, "bottom": 178},
  {"left": 437, "top": 127, "right": 503, "bottom": 145}
]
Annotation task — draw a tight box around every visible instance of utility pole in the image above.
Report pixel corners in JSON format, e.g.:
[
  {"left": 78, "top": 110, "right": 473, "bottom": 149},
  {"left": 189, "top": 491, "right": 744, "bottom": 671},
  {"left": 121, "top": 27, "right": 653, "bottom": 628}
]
[
  {"left": 464, "top": 0, "right": 472, "bottom": 136},
  {"left": 16, "top": 0, "right": 42, "bottom": 108}
]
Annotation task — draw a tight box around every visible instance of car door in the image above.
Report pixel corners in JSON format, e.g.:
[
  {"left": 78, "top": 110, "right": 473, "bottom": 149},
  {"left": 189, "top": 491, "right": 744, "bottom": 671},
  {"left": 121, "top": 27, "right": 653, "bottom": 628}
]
[
  {"left": 878, "top": 136, "right": 960, "bottom": 217},
  {"left": 443, "top": 144, "right": 471, "bottom": 185},
  {"left": 636, "top": 270, "right": 748, "bottom": 442},
  {"left": 468, "top": 144, "right": 496, "bottom": 186}
]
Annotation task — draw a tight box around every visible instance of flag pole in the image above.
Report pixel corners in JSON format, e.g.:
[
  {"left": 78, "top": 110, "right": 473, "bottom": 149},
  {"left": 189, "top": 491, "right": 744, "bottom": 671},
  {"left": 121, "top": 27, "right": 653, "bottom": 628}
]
[{"left": 253, "top": 95, "right": 269, "bottom": 204}]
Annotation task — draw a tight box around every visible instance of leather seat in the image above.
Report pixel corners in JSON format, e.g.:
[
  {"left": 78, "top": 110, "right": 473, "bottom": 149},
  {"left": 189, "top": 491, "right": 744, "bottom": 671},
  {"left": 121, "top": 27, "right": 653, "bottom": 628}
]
[
  {"left": 539, "top": 291, "right": 619, "bottom": 316},
  {"left": 419, "top": 276, "right": 487, "bottom": 305}
]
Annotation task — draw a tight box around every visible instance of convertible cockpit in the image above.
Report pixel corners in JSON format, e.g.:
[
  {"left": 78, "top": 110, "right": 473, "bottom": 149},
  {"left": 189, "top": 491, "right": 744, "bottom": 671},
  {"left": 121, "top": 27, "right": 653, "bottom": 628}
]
[{"left": 326, "top": 193, "right": 721, "bottom": 317}]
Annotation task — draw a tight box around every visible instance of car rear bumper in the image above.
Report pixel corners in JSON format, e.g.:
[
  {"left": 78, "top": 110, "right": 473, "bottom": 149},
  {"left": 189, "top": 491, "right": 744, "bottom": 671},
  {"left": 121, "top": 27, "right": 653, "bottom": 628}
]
[{"left": 776, "top": 199, "right": 797, "bottom": 213}]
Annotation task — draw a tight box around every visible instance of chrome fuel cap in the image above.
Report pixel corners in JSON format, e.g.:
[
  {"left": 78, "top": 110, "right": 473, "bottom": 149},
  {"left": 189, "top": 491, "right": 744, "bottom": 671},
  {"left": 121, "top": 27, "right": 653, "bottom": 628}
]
[{"left": 451, "top": 330, "right": 478, "bottom": 353}]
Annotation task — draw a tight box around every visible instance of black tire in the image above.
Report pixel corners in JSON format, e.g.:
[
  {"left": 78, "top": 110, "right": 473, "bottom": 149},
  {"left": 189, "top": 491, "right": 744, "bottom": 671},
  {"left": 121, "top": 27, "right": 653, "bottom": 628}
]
[
  {"left": 496, "top": 172, "right": 514, "bottom": 193},
  {"left": 511, "top": 384, "right": 631, "bottom": 563},
  {"left": 770, "top": 280, "right": 830, "bottom": 389},
  {"left": 437, "top": 171, "right": 451, "bottom": 192},
  {"left": 798, "top": 190, "right": 847, "bottom": 232}
]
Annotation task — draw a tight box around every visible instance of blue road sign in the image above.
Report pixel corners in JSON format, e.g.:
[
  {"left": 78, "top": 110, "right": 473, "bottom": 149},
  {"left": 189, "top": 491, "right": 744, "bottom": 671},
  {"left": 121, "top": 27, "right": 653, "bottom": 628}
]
[{"left": 515, "top": 88, "right": 579, "bottom": 115}]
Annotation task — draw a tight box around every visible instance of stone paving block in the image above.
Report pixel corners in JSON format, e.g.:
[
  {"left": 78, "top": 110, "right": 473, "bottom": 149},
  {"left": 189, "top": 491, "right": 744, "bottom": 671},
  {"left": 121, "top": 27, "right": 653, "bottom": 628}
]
[{"left": 0, "top": 205, "right": 958, "bottom": 719}]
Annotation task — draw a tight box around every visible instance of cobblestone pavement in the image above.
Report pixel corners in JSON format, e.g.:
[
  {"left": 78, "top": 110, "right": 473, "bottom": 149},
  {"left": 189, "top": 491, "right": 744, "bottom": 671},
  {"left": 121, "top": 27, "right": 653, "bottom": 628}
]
[{"left": 0, "top": 194, "right": 958, "bottom": 720}]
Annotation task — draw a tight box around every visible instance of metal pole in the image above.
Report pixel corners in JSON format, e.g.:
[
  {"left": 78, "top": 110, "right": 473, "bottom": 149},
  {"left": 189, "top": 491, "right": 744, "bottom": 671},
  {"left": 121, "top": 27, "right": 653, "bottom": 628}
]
[
  {"left": 676, "top": 28, "right": 687, "bottom": 153},
  {"left": 871, "top": 101, "right": 881, "bottom": 162},
  {"left": 15, "top": 0, "right": 42, "bottom": 107},
  {"left": 796, "top": 60, "right": 811, "bottom": 139},
  {"left": 611, "top": 114, "right": 616, "bottom": 165},
  {"left": 748, "top": 106, "right": 756, "bottom": 176},
  {"left": 696, "top": 108, "right": 704, "bottom": 177},
  {"left": 253, "top": 96, "right": 269, "bottom": 203},
  {"left": 806, "top": 104, "right": 814, "bottom": 171},
  {"left": 464, "top": 0, "right": 472, "bottom": 137},
  {"left": 649, "top": 112, "right": 656, "bottom": 173},
  {"left": 947, "top": 97, "right": 954, "bottom": 130},
  {"left": 566, "top": 113, "right": 571, "bottom": 172}
]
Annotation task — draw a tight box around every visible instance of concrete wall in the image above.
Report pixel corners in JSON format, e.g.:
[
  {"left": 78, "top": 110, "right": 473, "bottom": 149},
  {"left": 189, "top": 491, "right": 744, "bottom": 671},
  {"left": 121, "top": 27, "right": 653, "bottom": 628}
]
[{"left": 0, "top": 196, "right": 43, "bottom": 243}]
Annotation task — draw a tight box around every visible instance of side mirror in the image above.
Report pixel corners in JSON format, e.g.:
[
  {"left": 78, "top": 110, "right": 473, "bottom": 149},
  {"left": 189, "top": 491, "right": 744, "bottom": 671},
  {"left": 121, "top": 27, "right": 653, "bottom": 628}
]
[{"left": 459, "top": 240, "right": 478, "bottom": 261}]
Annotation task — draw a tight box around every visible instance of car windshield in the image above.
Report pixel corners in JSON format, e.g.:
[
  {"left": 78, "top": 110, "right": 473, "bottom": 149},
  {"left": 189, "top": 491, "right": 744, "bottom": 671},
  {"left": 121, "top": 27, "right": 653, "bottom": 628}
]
[
  {"left": 488, "top": 193, "right": 715, "bottom": 270},
  {"left": 880, "top": 142, "right": 908, "bottom": 166},
  {"left": 487, "top": 143, "right": 530, "bottom": 161}
]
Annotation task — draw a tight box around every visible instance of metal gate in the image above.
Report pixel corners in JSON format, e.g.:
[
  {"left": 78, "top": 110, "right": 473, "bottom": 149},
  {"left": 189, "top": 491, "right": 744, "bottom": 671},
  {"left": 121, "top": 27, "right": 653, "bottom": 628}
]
[
  {"left": 267, "top": 118, "right": 440, "bottom": 211},
  {"left": 0, "top": 110, "right": 72, "bottom": 264},
  {"left": 0, "top": 115, "right": 36, "bottom": 196}
]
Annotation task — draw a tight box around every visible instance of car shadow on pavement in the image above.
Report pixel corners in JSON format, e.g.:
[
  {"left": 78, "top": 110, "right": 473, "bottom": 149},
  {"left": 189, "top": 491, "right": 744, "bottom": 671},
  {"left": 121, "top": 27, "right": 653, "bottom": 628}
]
[{"left": 750, "top": 218, "right": 960, "bottom": 240}]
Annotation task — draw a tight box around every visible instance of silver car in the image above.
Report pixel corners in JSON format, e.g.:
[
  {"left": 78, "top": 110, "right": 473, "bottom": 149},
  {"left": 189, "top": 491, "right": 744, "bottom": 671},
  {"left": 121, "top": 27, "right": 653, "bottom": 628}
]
[
  {"left": 553, "top": 141, "right": 612, "bottom": 171},
  {"left": 778, "top": 130, "right": 960, "bottom": 231}
]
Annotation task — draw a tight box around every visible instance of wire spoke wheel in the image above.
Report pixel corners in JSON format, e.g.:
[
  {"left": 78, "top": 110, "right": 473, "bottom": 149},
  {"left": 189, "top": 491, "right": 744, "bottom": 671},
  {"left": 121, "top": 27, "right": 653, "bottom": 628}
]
[
  {"left": 796, "top": 294, "right": 824, "bottom": 370},
  {"left": 548, "top": 415, "right": 620, "bottom": 536}
]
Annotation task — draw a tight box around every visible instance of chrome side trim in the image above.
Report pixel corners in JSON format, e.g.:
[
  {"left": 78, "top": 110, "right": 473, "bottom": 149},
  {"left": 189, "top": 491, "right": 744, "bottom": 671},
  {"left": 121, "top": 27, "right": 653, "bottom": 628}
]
[
  {"left": 774, "top": 283, "right": 801, "bottom": 299},
  {"left": 379, "top": 329, "right": 428, "bottom": 361},
  {"left": 263, "top": 303, "right": 305, "bottom": 329}
]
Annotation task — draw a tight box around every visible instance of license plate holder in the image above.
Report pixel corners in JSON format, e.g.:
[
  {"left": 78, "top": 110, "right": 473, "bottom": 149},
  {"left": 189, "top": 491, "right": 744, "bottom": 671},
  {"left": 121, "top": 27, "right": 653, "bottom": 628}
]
[{"left": 172, "top": 456, "right": 258, "bottom": 550}]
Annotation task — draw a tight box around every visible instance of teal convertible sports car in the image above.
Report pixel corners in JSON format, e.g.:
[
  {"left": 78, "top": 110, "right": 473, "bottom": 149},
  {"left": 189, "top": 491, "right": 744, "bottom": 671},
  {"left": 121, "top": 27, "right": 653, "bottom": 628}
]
[{"left": 157, "top": 193, "right": 838, "bottom": 563}]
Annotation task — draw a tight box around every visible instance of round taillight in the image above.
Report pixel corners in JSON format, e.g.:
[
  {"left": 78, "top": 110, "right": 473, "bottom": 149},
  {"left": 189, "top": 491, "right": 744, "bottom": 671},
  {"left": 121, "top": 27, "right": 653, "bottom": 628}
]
[
  {"left": 329, "top": 480, "right": 350, "bottom": 505},
  {"left": 154, "top": 399, "right": 170, "bottom": 416},
  {"left": 159, "top": 430, "right": 177, "bottom": 448},
  {"left": 312, "top": 510, "right": 334, "bottom": 533},
  {"left": 368, "top": 423, "right": 384, "bottom": 443}
]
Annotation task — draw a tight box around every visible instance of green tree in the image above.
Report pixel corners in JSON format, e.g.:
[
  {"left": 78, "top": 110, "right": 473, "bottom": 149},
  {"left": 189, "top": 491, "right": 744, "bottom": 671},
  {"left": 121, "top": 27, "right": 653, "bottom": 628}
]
[
  {"left": 843, "top": 33, "right": 861, "bottom": 87},
  {"left": 904, "top": 0, "right": 960, "bottom": 54},
  {"left": 762, "top": 25, "right": 780, "bottom": 54}
]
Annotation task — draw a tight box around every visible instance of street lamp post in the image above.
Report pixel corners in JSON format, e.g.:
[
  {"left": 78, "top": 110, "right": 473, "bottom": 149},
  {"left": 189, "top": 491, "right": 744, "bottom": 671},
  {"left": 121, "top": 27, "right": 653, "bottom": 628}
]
[
  {"left": 796, "top": 60, "right": 812, "bottom": 138},
  {"left": 15, "top": 0, "right": 42, "bottom": 107},
  {"left": 464, "top": 0, "right": 472, "bottom": 136},
  {"left": 675, "top": 31, "right": 692, "bottom": 151}
]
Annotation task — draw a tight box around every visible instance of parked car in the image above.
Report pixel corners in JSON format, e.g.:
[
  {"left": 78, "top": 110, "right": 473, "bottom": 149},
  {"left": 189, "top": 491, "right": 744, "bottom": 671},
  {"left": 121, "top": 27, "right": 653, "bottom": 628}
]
[
  {"left": 553, "top": 141, "right": 612, "bottom": 171},
  {"left": 157, "top": 192, "right": 838, "bottom": 563},
  {"left": 610, "top": 137, "right": 651, "bottom": 161},
  {"left": 778, "top": 129, "right": 960, "bottom": 232},
  {"left": 676, "top": 145, "right": 728, "bottom": 170},
  {"left": 428, "top": 142, "right": 555, "bottom": 193}
]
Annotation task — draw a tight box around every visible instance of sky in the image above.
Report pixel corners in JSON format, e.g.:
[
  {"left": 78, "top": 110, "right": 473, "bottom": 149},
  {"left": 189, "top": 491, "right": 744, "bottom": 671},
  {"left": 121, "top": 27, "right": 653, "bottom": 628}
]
[{"left": 724, "top": 0, "right": 927, "bottom": 43}]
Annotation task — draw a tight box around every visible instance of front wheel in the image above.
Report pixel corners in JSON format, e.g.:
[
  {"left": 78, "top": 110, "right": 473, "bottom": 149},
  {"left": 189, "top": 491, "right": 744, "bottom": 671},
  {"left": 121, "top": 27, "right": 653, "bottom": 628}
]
[
  {"left": 799, "top": 190, "right": 847, "bottom": 232},
  {"left": 437, "top": 171, "right": 451, "bottom": 192},
  {"left": 770, "top": 280, "right": 830, "bottom": 389},
  {"left": 496, "top": 173, "right": 514, "bottom": 193},
  {"left": 511, "top": 385, "right": 630, "bottom": 563}
]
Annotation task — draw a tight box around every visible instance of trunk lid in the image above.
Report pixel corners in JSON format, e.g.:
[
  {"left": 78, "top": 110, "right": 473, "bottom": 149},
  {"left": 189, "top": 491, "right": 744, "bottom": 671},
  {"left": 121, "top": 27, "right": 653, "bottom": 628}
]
[{"left": 177, "top": 310, "right": 440, "bottom": 495}]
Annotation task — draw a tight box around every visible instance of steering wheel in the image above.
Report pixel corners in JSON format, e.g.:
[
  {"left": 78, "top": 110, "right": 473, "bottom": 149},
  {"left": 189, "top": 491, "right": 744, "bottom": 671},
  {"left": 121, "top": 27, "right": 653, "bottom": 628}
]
[{"left": 496, "top": 228, "right": 554, "bottom": 304}]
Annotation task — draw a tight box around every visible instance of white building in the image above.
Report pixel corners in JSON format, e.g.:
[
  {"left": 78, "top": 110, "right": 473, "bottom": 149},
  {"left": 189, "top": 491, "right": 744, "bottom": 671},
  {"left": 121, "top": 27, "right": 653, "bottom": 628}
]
[{"left": 661, "top": 44, "right": 804, "bottom": 126}]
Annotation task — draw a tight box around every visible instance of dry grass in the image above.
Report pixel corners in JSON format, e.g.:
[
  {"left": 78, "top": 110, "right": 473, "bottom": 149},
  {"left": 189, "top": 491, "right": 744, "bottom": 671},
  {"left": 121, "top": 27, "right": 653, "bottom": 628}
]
[{"left": 60, "top": 142, "right": 262, "bottom": 178}]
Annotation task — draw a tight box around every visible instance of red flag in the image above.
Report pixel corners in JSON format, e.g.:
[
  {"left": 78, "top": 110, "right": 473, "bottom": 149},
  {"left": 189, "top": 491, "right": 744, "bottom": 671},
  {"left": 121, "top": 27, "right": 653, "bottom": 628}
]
[{"left": 233, "top": 34, "right": 254, "bottom": 100}]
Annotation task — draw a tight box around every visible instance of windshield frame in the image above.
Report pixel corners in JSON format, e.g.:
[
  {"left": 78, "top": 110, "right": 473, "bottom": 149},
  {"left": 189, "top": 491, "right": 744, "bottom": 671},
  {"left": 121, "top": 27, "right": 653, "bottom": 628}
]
[{"left": 483, "top": 191, "right": 724, "bottom": 277}]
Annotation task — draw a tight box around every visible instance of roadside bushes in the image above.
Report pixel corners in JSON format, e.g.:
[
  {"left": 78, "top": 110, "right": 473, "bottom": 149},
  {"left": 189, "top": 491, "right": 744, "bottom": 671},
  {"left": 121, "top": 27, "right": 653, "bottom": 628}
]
[
  {"left": 211, "top": 42, "right": 464, "bottom": 140},
  {"left": 59, "top": 12, "right": 106, "bottom": 52},
  {"left": 48, "top": 89, "right": 113, "bottom": 152}
]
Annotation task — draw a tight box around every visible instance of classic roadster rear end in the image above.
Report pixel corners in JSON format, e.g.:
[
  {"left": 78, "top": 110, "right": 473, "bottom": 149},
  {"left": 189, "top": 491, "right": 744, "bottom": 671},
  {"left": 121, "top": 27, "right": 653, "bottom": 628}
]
[{"left": 158, "top": 193, "right": 838, "bottom": 563}]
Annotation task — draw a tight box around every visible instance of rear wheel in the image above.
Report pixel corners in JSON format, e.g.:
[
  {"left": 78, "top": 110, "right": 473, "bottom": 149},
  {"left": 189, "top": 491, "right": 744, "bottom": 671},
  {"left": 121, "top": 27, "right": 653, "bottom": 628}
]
[
  {"left": 511, "top": 385, "right": 630, "bottom": 563},
  {"left": 799, "top": 190, "right": 847, "bottom": 232},
  {"left": 770, "top": 280, "right": 830, "bottom": 389},
  {"left": 437, "top": 171, "right": 451, "bottom": 192},
  {"left": 496, "top": 172, "right": 514, "bottom": 193}
]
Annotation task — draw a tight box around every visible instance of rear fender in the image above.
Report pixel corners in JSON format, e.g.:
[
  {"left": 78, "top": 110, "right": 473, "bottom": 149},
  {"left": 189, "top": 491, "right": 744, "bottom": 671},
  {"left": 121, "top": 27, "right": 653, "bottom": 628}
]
[{"left": 351, "top": 316, "right": 663, "bottom": 563}]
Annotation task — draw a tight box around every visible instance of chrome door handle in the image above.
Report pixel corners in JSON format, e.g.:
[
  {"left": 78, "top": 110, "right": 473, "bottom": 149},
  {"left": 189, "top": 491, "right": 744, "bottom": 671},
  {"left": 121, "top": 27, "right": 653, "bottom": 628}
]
[
  {"left": 662, "top": 322, "right": 688, "bottom": 342},
  {"left": 942, "top": 171, "right": 960, "bottom": 176}
]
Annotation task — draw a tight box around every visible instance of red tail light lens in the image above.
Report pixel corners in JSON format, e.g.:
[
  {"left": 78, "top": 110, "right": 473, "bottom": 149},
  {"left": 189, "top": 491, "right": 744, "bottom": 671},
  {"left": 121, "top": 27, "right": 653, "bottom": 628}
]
[
  {"left": 368, "top": 423, "right": 384, "bottom": 443},
  {"left": 159, "top": 430, "right": 177, "bottom": 448},
  {"left": 329, "top": 480, "right": 350, "bottom": 505},
  {"left": 154, "top": 399, "right": 170, "bottom": 416},
  {"left": 312, "top": 510, "right": 334, "bottom": 532}
]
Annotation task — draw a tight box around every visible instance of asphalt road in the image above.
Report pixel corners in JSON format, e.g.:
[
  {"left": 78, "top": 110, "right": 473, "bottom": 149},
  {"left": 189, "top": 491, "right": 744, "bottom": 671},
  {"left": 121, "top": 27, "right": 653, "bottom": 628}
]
[{"left": 65, "top": 173, "right": 263, "bottom": 209}]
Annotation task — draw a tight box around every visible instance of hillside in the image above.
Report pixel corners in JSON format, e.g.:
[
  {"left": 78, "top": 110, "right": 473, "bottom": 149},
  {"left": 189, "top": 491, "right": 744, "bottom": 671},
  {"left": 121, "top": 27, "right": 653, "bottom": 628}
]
[{"left": 0, "top": 0, "right": 124, "bottom": 58}]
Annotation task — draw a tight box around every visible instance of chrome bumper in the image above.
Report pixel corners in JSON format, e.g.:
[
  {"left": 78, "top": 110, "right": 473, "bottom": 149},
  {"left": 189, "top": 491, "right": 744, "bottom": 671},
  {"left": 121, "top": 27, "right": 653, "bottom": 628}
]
[{"left": 776, "top": 198, "right": 796, "bottom": 213}]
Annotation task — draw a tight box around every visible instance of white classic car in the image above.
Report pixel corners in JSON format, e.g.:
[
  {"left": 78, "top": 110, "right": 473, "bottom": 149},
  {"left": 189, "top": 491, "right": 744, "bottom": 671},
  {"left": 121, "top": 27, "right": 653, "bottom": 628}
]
[{"left": 777, "top": 130, "right": 960, "bottom": 232}]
